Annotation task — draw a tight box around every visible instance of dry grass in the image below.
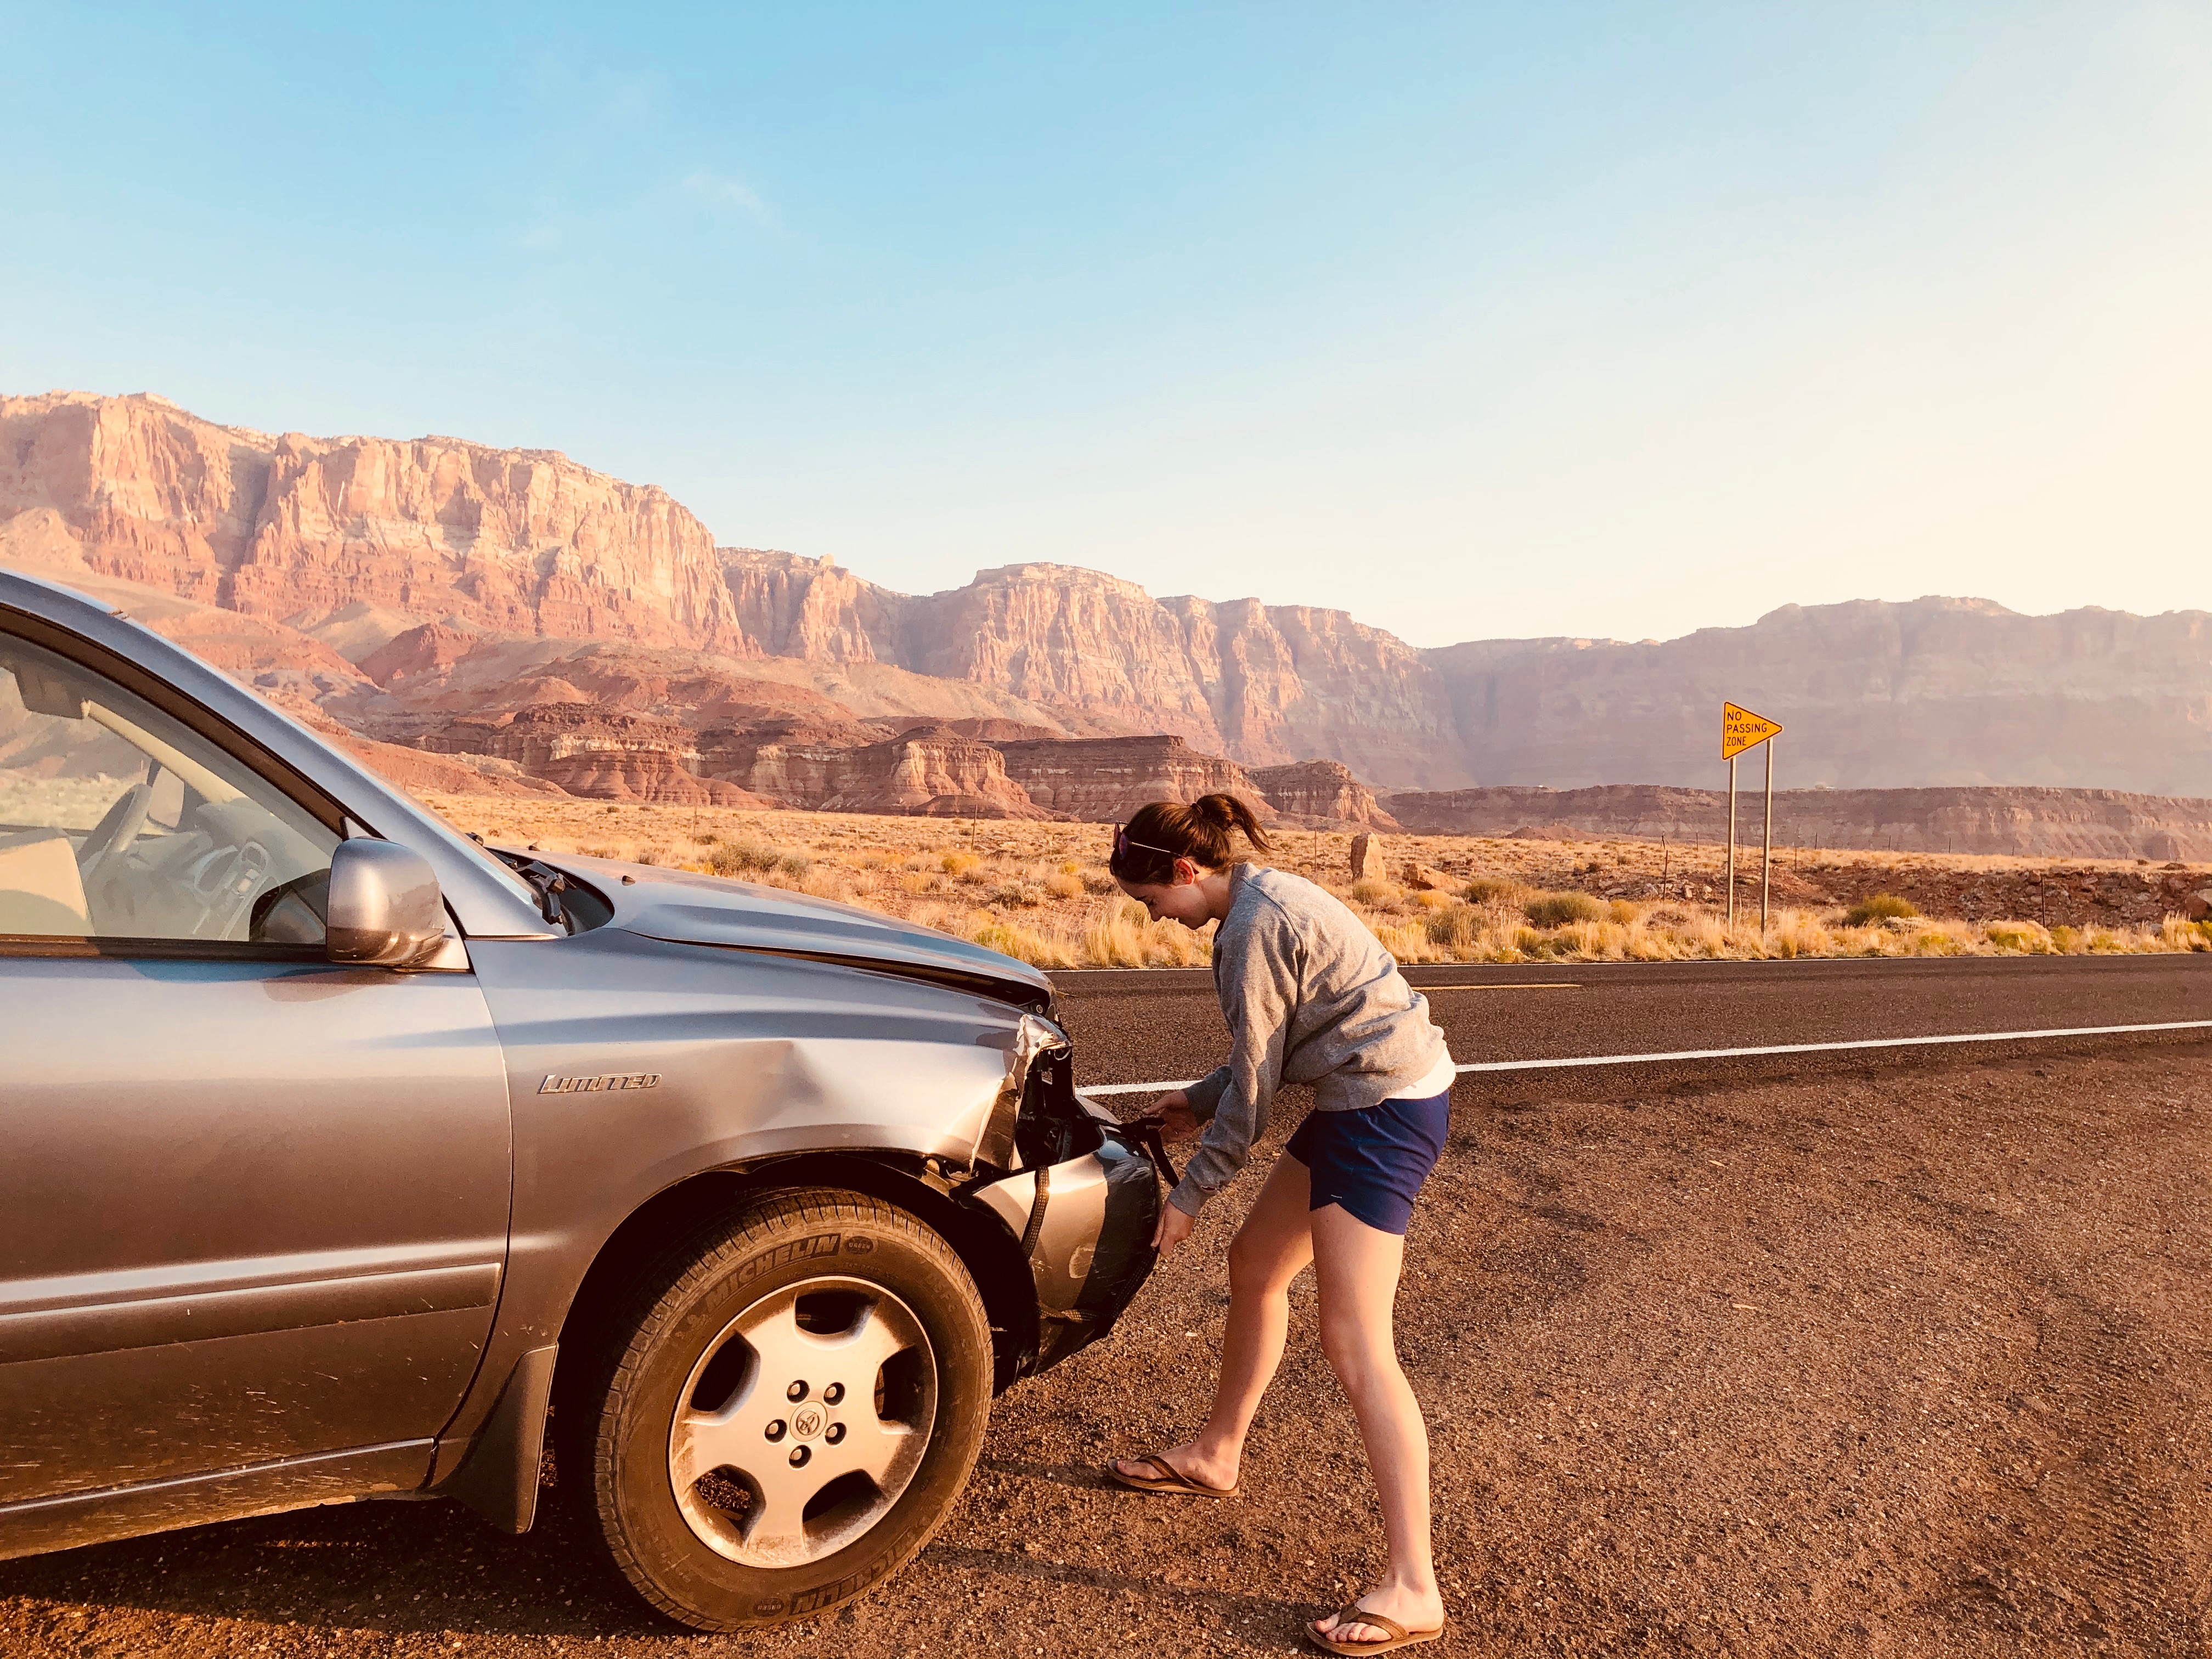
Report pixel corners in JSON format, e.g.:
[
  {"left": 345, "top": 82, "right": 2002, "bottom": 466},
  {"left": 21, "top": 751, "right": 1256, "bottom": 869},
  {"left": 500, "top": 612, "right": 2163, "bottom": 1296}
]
[{"left": 420, "top": 795, "right": 2212, "bottom": 970}]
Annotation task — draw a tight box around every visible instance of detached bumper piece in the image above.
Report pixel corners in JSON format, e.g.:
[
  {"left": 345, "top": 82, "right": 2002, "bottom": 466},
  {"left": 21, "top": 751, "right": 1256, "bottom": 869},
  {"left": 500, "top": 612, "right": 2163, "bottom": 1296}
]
[{"left": 962, "top": 1031, "right": 1163, "bottom": 1376}]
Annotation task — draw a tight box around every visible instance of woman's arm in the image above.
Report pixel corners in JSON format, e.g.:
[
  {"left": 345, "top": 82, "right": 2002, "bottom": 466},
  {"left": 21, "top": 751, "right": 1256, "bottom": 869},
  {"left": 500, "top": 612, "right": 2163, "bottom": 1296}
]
[{"left": 1166, "top": 910, "right": 1300, "bottom": 1218}]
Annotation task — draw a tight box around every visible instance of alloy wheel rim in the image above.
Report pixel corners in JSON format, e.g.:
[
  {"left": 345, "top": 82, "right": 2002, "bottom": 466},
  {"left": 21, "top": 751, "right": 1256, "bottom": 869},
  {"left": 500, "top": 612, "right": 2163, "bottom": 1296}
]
[{"left": 668, "top": 1274, "right": 936, "bottom": 1568}]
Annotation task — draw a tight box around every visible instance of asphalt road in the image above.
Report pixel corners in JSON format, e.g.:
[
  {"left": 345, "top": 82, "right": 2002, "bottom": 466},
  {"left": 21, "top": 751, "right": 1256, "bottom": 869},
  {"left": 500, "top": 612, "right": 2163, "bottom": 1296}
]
[{"left": 1053, "top": 953, "right": 2212, "bottom": 1101}]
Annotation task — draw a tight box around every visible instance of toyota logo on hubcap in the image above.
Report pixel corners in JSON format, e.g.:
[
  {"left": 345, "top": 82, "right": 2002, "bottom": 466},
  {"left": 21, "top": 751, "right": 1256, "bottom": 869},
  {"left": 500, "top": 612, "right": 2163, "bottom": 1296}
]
[{"left": 792, "top": 1404, "right": 826, "bottom": 1440}]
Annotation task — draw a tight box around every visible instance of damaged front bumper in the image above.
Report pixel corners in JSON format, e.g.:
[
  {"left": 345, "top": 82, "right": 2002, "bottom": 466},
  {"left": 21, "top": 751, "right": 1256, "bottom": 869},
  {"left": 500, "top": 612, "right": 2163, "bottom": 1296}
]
[{"left": 962, "top": 1015, "right": 1162, "bottom": 1375}]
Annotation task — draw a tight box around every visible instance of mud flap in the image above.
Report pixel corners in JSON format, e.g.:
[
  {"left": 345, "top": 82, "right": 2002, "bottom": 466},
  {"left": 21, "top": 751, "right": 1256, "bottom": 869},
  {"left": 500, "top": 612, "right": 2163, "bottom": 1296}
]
[{"left": 441, "top": 1344, "right": 558, "bottom": 1533}]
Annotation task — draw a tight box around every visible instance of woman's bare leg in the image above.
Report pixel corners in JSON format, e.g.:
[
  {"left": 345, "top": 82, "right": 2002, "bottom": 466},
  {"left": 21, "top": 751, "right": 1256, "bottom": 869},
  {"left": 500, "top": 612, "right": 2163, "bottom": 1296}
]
[
  {"left": 1307, "top": 1202, "right": 1443, "bottom": 1647},
  {"left": 1113, "top": 1152, "right": 1314, "bottom": 1489}
]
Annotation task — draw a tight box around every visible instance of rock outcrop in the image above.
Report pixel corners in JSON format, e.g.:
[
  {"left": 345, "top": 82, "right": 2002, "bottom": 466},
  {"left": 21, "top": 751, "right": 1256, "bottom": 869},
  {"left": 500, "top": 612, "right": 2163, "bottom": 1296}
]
[
  {"left": 332, "top": 735, "right": 569, "bottom": 799},
  {"left": 696, "top": 725, "right": 1056, "bottom": 817},
  {"left": 357, "top": 623, "right": 484, "bottom": 689},
  {"left": 0, "top": 509, "right": 375, "bottom": 704},
  {"left": 534, "top": 748, "right": 765, "bottom": 806},
  {"left": 1, "top": 391, "right": 744, "bottom": 656},
  {"left": 721, "top": 548, "right": 902, "bottom": 664},
  {"left": 716, "top": 552, "right": 1468, "bottom": 787},
  {"left": 417, "top": 704, "right": 761, "bottom": 804},
  {"left": 1246, "top": 760, "right": 1400, "bottom": 829},
  {"left": 1384, "top": 782, "right": 2212, "bottom": 861},
  {"left": 992, "top": 735, "right": 1265, "bottom": 824}
]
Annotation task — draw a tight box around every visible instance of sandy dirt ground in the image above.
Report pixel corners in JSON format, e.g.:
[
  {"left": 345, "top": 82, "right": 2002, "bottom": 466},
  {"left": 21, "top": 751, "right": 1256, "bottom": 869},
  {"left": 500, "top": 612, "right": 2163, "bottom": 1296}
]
[{"left": 3, "top": 1045, "right": 2207, "bottom": 1657}]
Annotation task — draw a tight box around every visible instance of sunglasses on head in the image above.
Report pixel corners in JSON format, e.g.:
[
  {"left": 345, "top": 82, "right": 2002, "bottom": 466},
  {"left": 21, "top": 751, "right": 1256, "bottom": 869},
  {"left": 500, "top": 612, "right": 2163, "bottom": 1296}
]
[{"left": 1113, "top": 824, "right": 1183, "bottom": 864}]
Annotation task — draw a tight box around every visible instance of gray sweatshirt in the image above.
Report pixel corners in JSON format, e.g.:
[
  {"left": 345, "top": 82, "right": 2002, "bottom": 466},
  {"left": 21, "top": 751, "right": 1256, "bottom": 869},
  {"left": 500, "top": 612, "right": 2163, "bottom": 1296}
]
[{"left": 1170, "top": 863, "right": 1451, "bottom": 1217}]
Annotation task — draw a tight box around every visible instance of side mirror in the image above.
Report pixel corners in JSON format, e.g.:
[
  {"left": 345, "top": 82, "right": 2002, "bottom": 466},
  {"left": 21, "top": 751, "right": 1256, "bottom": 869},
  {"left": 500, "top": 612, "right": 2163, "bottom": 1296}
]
[{"left": 326, "top": 839, "right": 448, "bottom": 967}]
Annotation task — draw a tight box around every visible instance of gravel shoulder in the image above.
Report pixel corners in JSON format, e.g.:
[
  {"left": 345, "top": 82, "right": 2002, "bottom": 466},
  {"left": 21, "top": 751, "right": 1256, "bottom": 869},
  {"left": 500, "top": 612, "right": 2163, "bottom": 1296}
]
[{"left": 5, "top": 1046, "right": 2208, "bottom": 1657}]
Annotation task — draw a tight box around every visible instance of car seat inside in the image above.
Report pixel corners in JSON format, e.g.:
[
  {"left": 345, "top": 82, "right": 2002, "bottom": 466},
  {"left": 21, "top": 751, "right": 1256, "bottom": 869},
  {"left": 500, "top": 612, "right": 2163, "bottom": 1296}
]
[{"left": 0, "top": 828, "right": 93, "bottom": 935}]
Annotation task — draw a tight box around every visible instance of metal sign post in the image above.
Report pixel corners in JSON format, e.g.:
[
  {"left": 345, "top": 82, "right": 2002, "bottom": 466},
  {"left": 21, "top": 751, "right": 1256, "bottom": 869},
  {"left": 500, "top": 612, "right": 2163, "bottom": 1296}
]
[
  {"left": 1762, "top": 737, "right": 1775, "bottom": 932},
  {"left": 1725, "top": 754, "right": 1737, "bottom": 929},
  {"left": 1720, "top": 702, "right": 1785, "bottom": 933}
]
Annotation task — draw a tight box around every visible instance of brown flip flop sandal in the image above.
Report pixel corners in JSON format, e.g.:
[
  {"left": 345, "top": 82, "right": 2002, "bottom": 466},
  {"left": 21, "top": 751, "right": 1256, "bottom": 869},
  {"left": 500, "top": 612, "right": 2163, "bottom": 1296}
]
[
  {"left": 1308, "top": 1604, "right": 1446, "bottom": 1655},
  {"left": 1102, "top": 1452, "right": 1240, "bottom": 1499}
]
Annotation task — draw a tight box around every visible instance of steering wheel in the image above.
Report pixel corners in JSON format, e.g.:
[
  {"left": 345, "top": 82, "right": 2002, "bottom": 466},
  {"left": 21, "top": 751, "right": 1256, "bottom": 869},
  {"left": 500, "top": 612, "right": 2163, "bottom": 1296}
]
[{"left": 77, "top": 781, "right": 152, "bottom": 889}]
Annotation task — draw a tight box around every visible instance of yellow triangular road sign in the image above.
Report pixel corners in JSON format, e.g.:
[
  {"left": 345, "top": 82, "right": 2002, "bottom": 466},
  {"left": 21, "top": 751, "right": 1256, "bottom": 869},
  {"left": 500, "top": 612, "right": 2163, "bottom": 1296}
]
[{"left": 1721, "top": 701, "right": 1783, "bottom": 760}]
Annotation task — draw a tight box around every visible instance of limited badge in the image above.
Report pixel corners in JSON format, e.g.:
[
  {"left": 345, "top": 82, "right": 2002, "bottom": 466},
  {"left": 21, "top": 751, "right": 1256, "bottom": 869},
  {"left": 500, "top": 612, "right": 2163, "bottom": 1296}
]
[{"left": 537, "top": 1071, "right": 662, "bottom": 1094}]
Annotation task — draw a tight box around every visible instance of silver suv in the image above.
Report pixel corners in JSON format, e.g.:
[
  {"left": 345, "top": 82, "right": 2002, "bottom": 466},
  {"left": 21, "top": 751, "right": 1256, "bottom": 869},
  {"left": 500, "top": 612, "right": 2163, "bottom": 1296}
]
[{"left": 0, "top": 569, "right": 1160, "bottom": 1630}]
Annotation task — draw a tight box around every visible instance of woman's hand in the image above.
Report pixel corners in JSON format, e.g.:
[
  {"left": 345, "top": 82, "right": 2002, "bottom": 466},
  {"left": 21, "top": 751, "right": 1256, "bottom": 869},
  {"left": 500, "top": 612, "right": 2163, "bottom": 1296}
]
[
  {"left": 1156, "top": 1088, "right": 1199, "bottom": 1142},
  {"left": 1152, "top": 1199, "right": 1196, "bottom": 1255}
]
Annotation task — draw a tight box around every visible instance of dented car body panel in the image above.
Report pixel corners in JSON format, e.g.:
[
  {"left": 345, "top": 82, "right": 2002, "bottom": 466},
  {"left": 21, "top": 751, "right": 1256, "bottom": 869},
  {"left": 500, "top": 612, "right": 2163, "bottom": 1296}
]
[{"left": 0, "top": 567, "right": 1159, "bottom": 1564}]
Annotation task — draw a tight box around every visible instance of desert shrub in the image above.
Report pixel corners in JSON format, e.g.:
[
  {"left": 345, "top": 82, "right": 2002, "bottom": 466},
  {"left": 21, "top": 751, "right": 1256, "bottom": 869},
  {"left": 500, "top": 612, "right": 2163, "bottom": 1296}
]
[
  {"left": 795, "top": 864, "right": 852, "bottom": 901},
  {"left": 776, "top": 851, "right": 814, "bottom": 878},
  {"left": 1463, "top": 875, "right": 1525, "bottom": 904},
  {"left": 1348, "top": 877, "right": 1399, "bottom": 906},
  {"left": 989, "top": 883, "right": 1041, "bottom": 909},
  {"left": 1607, "top": 899, "right": 1640, "bottom": 925},
  {"left": 1423, "top": 905, "right": 1480, "bottom": 949},
  {"left": 1985, "top": 921, "right": 2049, "bottom": 953},
  {"left": 2163, "top": 916, "right": 2212, "bottom": 952},
  {"left": 940, "top": 850, "right": 981, "bottom": 877},
  {"left": 1523, "top": 890, "right": 1604, "bottom": 927},
  {"left": 2049, "top": 924, "right": 2081, "bottom": 953},
  {"left": 1076, "top": 898, "right": 1212, "bottom": 967},
  {"left": 1082, "top": 901, "right": 1148, "bottom": 968},
  {"left": 1045, "top": 871, "right": 1084, "bottom": 900},
  {"left": 1676, "top": 913, "right": 1730, "bottom": 958},
  {"left": 1368, "top": 920, "right": 1436, "bottom": 963},
  {"left": 1842, "top": 893, "right": 1919, "bottom": 926},
  {"left": 706, "top": 834, "right": 782, "bottom": 877},
  {"left": 968, "top": 917, "right": 1079, "bottom": 969},
  {"left": 1081, "top": 868, "right": 1119, "bottom": 895}
]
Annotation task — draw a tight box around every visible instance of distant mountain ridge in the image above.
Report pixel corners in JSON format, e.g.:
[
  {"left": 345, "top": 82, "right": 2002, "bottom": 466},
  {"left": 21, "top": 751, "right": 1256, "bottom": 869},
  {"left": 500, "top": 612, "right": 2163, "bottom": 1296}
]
[
  {"left": 1385, "top": 783, "right": 2212, "bottom": 861},
  {"left": 5, "top": 388, "right": 2211, "bottom": 795}
]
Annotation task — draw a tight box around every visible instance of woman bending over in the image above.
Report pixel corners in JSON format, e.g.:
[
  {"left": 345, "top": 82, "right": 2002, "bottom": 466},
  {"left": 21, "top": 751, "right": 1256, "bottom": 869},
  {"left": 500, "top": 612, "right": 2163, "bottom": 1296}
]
[{"left": 1104, "top": 793, "right": 1454, "bottom": 1655}]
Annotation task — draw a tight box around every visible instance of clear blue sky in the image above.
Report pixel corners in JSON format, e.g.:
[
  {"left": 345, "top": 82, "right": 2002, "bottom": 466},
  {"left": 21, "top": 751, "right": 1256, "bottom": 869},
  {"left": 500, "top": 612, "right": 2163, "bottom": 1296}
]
[{"left": 3, "top": 3, "right": 2205, "bottom": 646}]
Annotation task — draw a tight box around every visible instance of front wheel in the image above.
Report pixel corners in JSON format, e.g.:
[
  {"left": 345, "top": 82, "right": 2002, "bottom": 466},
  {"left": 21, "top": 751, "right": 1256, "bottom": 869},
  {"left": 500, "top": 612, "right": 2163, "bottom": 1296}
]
[{"left": 568, "top": 1188, "right": 994, "bottom": 1631}]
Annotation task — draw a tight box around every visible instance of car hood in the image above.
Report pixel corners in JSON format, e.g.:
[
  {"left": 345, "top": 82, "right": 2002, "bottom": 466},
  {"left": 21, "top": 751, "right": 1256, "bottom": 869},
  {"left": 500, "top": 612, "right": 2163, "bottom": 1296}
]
[{"left": 515, "top": 850, "right": 1054, "bottom": 1011}]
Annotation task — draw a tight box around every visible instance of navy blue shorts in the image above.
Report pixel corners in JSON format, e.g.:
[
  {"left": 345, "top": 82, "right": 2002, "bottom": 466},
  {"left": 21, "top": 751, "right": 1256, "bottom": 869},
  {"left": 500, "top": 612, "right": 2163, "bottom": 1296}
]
[{"left": 1284, "top": 1088, "right": 1452, "bottom": 1235}]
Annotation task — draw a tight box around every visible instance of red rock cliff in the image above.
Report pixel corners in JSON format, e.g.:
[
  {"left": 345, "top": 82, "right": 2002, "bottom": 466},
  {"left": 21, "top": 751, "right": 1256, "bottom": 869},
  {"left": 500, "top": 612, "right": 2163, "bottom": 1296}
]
[
  {"left": 1, "top": 392, "right": 744, "bottom": 654},
  {"left": 715, "top": 554, "right": 1469, "bottom": 788}
]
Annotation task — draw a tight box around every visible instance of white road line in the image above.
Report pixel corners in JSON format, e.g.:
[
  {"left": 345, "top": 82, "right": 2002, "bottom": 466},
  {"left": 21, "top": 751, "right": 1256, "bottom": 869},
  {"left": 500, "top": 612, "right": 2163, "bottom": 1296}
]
[
  {"left": 1419, "top": 982, "right": 1581, "bottom": 991},
  {"left": 1081, "top": 1018, "right": 2212, "bottom": 1095}
]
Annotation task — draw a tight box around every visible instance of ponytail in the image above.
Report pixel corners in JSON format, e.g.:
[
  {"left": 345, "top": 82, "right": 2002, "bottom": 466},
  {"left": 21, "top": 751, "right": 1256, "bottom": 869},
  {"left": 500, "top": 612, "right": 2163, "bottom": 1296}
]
[{"left": 1108, "top": 792, "right": 1273, "bottom": 884}]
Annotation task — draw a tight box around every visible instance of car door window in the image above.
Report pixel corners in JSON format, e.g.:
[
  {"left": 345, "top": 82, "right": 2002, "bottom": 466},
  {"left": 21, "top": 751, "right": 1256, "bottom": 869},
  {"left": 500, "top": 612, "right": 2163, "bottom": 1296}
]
[{"left": 0, "top": 630, "right": 339, "bottom": 945}]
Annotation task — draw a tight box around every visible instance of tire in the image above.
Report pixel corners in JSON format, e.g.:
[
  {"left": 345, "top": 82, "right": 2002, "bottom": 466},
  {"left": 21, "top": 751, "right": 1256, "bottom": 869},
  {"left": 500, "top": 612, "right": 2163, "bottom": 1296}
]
[{"left": 565, "top": 1188, "right": 994, "bottom": 1631}]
